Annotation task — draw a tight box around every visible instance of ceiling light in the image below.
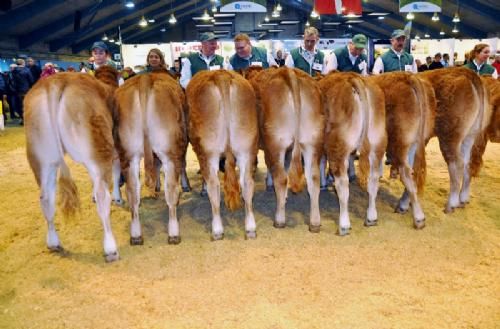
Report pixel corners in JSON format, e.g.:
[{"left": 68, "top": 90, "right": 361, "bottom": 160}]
[
  {"left": 169, "top": 13, "right": 177, "bottom": 24},
  {"left": 378, "top": 16, "right": 385, "bottom": 20},
  {"left": 406, "top": 12, "right": 414, "bottom": 20},
  {"left": 160, "top": 27, "right": 166, "bottom": 32},
  {"left": 368, "top": 12, "right": 390, "bottom": 16},
  {"left": 268, "top": 29, "right": 284, "bottom": 32},
  {"left": 102, "top": 33, "right": 108, "bottom": 41},
  {"left": 452, "top": 25, "right": 459, "bottom": 33},
  {"left": 260, "top": 23, "right": 279, "bottom": 26},
  {"left": 264, "top": 15, "right": 270, "bottom": 22},
  {"left": 258, "top": 23, "right": 262, "bottom": 27},
  {"left": 415, "top": 34, "right": 420, "bottom": 40},
  {"left": 432, "top": 12, "right": 439, "bottom": 21},
  {"left": 195, "top": 24, "right": 214, "bottom": 28},
  {"left": 452, "top": 12, "right": 460, "bottom": 23},
  {"left": 125, "top": 1, "right": 135, "bottom": 8},
  {"left": 305, "top": 20, "right": 310, "bottom": 27},
  {"left": 424, "top": 33, "right": 430, "bottom": 38},
  {"left": 139, "top": 16, "right": 148, "bottom": 27},
  {"left": 272, "top": 10, "right": 280, "bottom": 18},
  {"left": 210, "top": 0, "right": 217, "bottom": 2},
  {"left": 440, "top": 29, "right": 445, "bottom": 35},
  {"left": 323, "top": 22, "right": 341, "bottom": 25},
  {"left": 148, "top": 19, "right": 155, "bottom": 23},
  {"left": 212, "top": 5, "right": 217, "bottom": 12},
  {"left": 280, "top": 20, "right": 299, "bottom": 24},
  {"left": 310, "top": 8, "right": 319, "bottom": 19},
  {"left": 115, "top": 40, "right": 121, "bottom": 45},
  {"left": 201, "top": 9, "right": 211, "bottom": 21},
  {"left": 213, "top": 21, "right": 232, "bottom": 25},
  {"left": 348, "top": 24, "right": 352, "bottom": 28},
  {"left": 345, "top": 20, "right": 364, "bottom": 23},
  {"left": 214, "top": 13, "right": 235, "bottom": 17},
  {"left": 344, "top": 13, "right": 361, "bottom": 18},
  {"left": 276, "top": 3, "right": 282, "bottom": 12},
  {"left": 109, "top": 37, "right": 115, "bottom": 43}
]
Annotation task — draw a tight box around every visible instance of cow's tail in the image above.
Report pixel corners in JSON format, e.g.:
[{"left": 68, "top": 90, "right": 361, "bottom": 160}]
[
  {"left": 286, "top": 69, "right": 305, "bottom": 193},
  {"left": 469, "top": 75, "right": 490, "bottom": 178},
  {"left": 351, "top": 77, "right": 370, "bottom": 191},
  {"left": 410, "top": 75, "right": 428, "bottom": 195},
  {"left": 216, "top": 73, "right": 242, "bottom": 210},
  {"left": 58, "top": 160, "right": 80, "bottom": 218}
]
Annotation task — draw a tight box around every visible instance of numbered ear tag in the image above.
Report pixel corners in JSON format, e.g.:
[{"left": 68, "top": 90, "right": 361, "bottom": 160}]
[
  {"left": 404, "top": 64, "right": 413, "bottom": 72},
  {"left": 251, "top": 61, "right": 263, "bottom": 67},
  {"left": 209, "top": 65, "right": 221, "bottom": 71},
  {"left": 312, "top": 62, "right": 323, "bottom": 71}
]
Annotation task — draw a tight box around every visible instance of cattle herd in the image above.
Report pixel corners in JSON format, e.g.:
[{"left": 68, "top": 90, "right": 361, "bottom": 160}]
[{"left": 23, "top": 66, "right": 500, "bottom": 262}]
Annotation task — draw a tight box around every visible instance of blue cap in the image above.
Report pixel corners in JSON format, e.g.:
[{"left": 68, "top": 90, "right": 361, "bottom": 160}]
[{"left": 91, "top": 41, "right": 109, "bottom": 52}]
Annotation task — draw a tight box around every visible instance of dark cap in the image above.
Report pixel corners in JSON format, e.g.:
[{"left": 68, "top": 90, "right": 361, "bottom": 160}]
[
  {"left": 91, "top": 41, "right": 109, "bottom": 52},
  {"left": 391, "top": 29, "right": 406, "bottom": 39},
  {"left": 352, "top": 34, "right": 367, "bottom": 48},
  {"left": 200, "top": 32, "right": 218, "bottom": 42}
]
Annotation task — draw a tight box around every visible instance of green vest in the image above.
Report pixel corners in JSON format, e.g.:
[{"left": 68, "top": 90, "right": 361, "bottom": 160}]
[
  {"left": 290, "top": 47, "right": 325, "bottom": 76},
  {"left": 229, "top": 46, "right": 269, "bottom": 70},
  {"left": 188, "top": 52, "right": 224, "bottom": 76},
  {"left": 464, "top": 62, "right": 495, "bottom": 76},
  {"left": 333, "top": 46, "right": 367, "bottom": 74},
  {"left": 381, "top": 50, "right": 414, "bottom": 72}
]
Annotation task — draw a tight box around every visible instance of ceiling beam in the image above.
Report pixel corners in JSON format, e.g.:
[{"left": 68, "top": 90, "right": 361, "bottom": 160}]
[
  {"left": 0, "top": 0, "right": 67, "bottom": 32},
  {"left": 19, "top": 0, "right": 118, "bottom": 49},
  {"left": 459, "top": 0, "right": 500, "bottom": 23}
]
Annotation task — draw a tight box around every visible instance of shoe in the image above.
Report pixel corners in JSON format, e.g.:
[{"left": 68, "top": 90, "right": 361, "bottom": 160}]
[{"left": 19, "top": 120, "right": 24, "bottom": 126}]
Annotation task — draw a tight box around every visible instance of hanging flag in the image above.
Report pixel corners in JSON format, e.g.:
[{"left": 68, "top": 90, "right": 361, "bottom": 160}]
[
  {"left": 314, "top": 0, "right": 362, "bottom": 15},
  {"left": 399, "top": 0, "right": 441, "bottom": 13}
]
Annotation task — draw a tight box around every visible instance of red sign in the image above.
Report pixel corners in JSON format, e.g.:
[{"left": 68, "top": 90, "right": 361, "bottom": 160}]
[{"left": 314, "top": 0, "right": 362, "bottom": 15}]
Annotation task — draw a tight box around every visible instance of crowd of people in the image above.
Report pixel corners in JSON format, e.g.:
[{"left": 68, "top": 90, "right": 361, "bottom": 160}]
[{"left": 2, "top": 29, "right": 499, "bottom": 127}]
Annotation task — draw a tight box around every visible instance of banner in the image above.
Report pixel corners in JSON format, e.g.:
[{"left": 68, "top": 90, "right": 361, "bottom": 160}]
[
  {"left": 399, "top": 0, "right": 441, "bottom": 12},
  {"left": 220, "top": 0, "right": 267, "bottom": 12},
  {"left": 315, "top": 0, "right": 362, "bottom": 15}
]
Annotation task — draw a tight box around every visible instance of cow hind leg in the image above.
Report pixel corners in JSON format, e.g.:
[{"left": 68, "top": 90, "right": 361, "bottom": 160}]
[
  {"left": 333, "top": 155, "right": 351, "bottom": 236},
  {"left": 157, "top": 154, "right": 181, "bottom": 244},
  {"left": 236, "top": 152, "right": 257, "bottom": 239},
  {"left": 459, "top": 135, "right": 475, "bottom": 205},
  {"left": 39, "top": 163, "right": 62, "bottom": 251},
  {"left": 204, "top": 156, "right": 224, "bottom": 240},
  {"left": 87, "top": 164, "right": 119, "bottom": 262},
  {"left": 302, "top": 145, "right": 321, "bottom": 233},
  {"left": 127, "top": 156, "right": 143, "bottom": 245},
  {"left": 269, "top": 149, "right": 287, "bottom": 228},
  {"left": 111, "top": 155, "right": 123, "bottom": 205},
  {"left": 365, "top": 150, "right": 383, "bottom": 227}
]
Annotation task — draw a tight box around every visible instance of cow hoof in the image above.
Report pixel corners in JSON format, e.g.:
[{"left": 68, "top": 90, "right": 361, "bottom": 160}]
[
  {"left": 245, "top": 231, "right": 257, "bottom": 240},
  {"left": 168, "top": 236, "right": 181, "bottom": 245},
  {"left": 414, "top": 219, "right": 426, "bottom": 230},
  {"left": 309, "top": 224, "right": 321, "bottom": 233},
  {"left": 200, "top": 189, "right": 208, "bottom": 197},
  {"left": 337, "top": 226, "right": 351, "bottom": 236},
  {"left": 266, "top": 185, "right": 274, "bottom": 192},
  {"left": 364, "top": 218, "right": 378, "bottom": 227},
  {"left": 182, "top": 186, "right": 191, "bottom": 192},
  {"left": 444, "top": 206, "right": 454, "bottom": 214},
  {"left": 48, "top": 245, "right": 64, "bottom": 253},
  {"left": 104, "top": 251, "right": 120, "bottom": 263},
  {"left": 394, "top": 205, "right": 409, "bottom": 214},
  {"left": 130, "top": 236, "right": 144, "bottom": 245},
  {"left": 320, "top": 185, "right": 328, "bottom": 191},
  {"left": 155, "top": 186, "right": 161, "bottom": 193},
  {"left": 113, "top": 199, "right": 124, "bottom": 206},
  {"left": 211, "top": 233, "right": 224, "bottom": 241},
  {"left": 91, "top": 196, "right": 96, "bottom": 203},
  {"left": 273, "top": 221, "right": 286, "bottom": 229},
  {"left": 349, "top": 175, "right": 357, "bottom": 183}
]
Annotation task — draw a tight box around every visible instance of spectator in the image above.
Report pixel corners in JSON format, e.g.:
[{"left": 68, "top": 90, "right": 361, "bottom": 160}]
[
  {"left": 40, "top": 62, "right": 56, "bottom": 79},
  {"left": 428, "top": 53, "right": 444, "bottom": 70},
  {"left": 27, "top": 57, "right": 42, "bottom": 83},
  {"left": 9, "top": 59, "right": 34, "bottom": 125},
  {"left": 275, "top": 50, "right": 285, "bottom": 67},
  {"left": 122, "top": 67, "right": 136, "bottom": 80},
  {"left": 442, "top": 53, "right": 450, "bottom": 67},
  {"left": 492, "top": 53, "right": 500, "bottom": 75},
  {"left": 416, "top": 59, "right": 428, "bottom": 72}
]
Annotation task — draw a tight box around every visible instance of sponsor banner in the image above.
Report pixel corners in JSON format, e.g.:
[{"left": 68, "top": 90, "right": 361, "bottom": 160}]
[
  {"left": 400, "top": 0, "right": 441, "bottom": 13},
  {"left": 220, "top": 0, "right": 267, "bottom": 12}
]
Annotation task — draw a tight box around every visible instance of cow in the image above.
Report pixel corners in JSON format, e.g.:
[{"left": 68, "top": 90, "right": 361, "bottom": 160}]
[
  {"left": 186, "top": 70, "right": 259, "bottom": 240},
  {"left": 419, "top": 67, "right": 491, "bottom": 213},
  {"left": 24, "top": 66, "right": 120, "bottom": 262},
  {"left": 250, "top": 67, "right": 324, "bottom": 231},
  {"left": 114, "top": 70, "right": 188, "bottom": 245},
  {"left": 371, "top": 72, "right": 436, "bottom": 229},
  {"left": 319, "top": 72, "right": 387, "bottom": 234}
]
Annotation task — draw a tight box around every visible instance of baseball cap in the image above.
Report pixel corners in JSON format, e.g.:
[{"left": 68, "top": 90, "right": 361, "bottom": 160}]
[
  {"left": 352, "top": 34, "right": 367, "bottom": 48},
  {"left": 200, "top": 32, "right": 218, "bottom": 42},
  {"left": 91, "top": 41, "right": 109, "bottom": 51},
  {"left": 391, "top": 29, "right": 406, "bottom": 39}
]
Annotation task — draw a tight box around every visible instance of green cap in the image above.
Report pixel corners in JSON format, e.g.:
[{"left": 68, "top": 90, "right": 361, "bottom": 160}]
[
  {"left": 391, "top": 29, "right": 406, "bottom": 39},
  {"left": 352, "top": 34, "right": 367, "bottom": 48},
  {"left": 200, "top": 32, "right": 218, "bottom": 42}
]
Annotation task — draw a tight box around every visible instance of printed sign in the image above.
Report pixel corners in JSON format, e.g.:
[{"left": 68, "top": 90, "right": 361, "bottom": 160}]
[
  {"left": 400, "top": 0, "right": 442, "bottom": 13},
  {"left": 220, "top": 0, "right": 267, "bottom": 12}
]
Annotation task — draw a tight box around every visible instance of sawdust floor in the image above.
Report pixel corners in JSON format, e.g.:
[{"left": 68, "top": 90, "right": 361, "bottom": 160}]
[{"left": 0, "top": 124, "right": 499, "bottom": 329}]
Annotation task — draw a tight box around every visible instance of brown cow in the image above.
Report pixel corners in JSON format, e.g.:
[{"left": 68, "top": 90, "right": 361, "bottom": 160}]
[
  {"left": 250, "top": 67, "right": 324, "bottom": 231},
  {"left": 186, "top": 70, "right": 259, "bottom": 240},
  {"left": 25, "top": 66, "right": 120, "bottom": 262},
  {"left": 320, "top": 72, "right": 387, "bottom": 234},
  {"left": 371, "top": 72, "right": 436, "bottom": 229},
  {"left": 114, "top": 71, "right": 188, "bottom": 245},
  {"left": 419, "top": 67, "right": 491, "bottom": 213}
]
